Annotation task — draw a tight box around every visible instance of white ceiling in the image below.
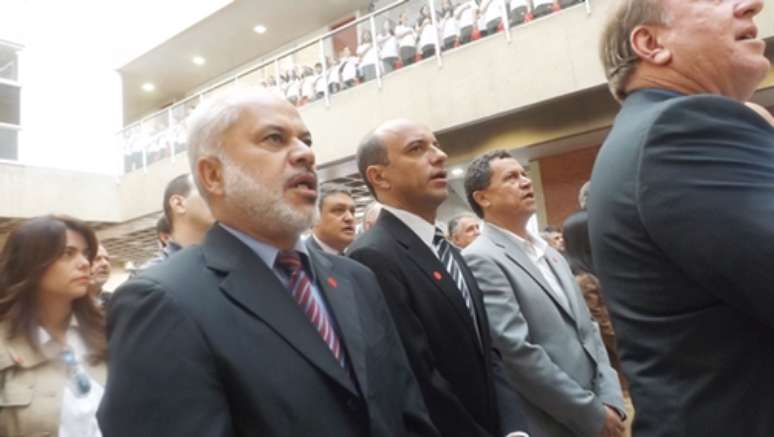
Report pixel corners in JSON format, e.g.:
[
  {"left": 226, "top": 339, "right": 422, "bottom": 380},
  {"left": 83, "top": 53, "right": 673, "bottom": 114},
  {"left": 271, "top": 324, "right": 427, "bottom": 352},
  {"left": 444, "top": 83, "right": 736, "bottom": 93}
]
[{"left": 119, "top": 0, "right": 367, "bottom": 124}]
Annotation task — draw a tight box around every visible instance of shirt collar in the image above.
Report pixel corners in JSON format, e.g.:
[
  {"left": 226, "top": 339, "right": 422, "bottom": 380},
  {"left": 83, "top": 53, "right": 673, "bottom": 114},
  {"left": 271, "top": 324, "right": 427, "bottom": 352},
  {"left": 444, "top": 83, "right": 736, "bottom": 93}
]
[
  {"left": 490, "top": 222, "right": 548, "bottom": 259},
  {"left": 312, "top": 234, "right": 341, "bottom": 256},
  {"left": 219, "top": 223, "right": 311, "bottom": 271},
  {"left": 382, "top": 205, "right": 439, "bottom": 249}
]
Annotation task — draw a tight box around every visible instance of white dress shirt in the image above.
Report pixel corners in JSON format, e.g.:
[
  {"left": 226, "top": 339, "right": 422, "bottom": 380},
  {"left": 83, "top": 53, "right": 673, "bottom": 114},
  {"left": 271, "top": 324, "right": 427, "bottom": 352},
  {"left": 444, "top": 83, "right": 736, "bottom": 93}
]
[
  {"left": 493, "top": 224, "right": 571, "bottom": 310},
  {"left": 38, "top": 325, "right": 104, "bottom": 437},
  {"left": 395, "top": 24, "right": 417, "bottom": 48},
  {"left": 382, "top": 205, "right": 439, "bottom": 258}
]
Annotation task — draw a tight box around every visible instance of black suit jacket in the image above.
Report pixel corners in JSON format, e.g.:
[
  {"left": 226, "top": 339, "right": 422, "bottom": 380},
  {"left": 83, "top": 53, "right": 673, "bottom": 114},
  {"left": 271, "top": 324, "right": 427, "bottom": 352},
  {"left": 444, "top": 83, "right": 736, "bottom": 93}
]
[
  {"left": 349, "top": 210, "right": 528, "bottom": 437},
  {"left": 98, "top": 224, "right": 438, "bottom": 437},
  {"left": 589, "top": 88, "right": 774, "bottom": 437}
]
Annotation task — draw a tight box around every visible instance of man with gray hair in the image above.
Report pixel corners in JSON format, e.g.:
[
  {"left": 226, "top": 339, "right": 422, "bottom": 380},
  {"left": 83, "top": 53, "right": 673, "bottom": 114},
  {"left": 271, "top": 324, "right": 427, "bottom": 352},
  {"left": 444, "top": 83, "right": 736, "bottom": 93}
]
[
  {"left": 99, "top": 88, "right": 439, "bottom": 437},
  {"left": 591, "top": 1, "right": 774, "bottom": 436},
  {"left": 306, "top": 183, "right": 356, "bottom": 255},
  {"left": 447, "top": 213, "right": 480, "bottom": 249}
]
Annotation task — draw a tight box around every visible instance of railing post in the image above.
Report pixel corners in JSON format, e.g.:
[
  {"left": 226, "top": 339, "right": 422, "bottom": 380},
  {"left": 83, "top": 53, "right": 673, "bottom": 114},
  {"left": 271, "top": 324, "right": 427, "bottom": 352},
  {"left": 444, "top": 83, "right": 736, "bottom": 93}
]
[
  {"left": 167, "top": 108, "right": 175, "bottom": 163},
  {"left": 319, "top": 39, "right": 331, "bottom": 107},
  {"left": 428, "top": 0, "right": 443, "bottom": 68},
  {"left": 370, "top": 15, "right": 382, "bottom": 89},
  {"left": 140, "top": 121, "right": 148, "bottom": 173},
  {"left": 500, "top": 0, "right": 512, "bottom": 43},
  {"left": 585, "top": 0, "right": 592, "bottom": 14}
]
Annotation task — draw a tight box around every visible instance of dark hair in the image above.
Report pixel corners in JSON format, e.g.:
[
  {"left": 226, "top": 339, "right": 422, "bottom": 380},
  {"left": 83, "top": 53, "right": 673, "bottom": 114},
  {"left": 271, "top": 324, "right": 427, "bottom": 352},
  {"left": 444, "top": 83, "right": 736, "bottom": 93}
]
[
  {"left": 155, "top": 215, "right": 171, "bottom": 246},
  {"left": 448, "top": 213, "right": 475, "bottom": 238},
  {"left": 543, "top": 225, "right": 562, "bottom": 234},
  {"left": 318, "top": 183, "right": 353, "bottom": 212},
  {"left": 356, "top": 130, "right": 390, "bottom": 199},
  {"left": 163, "top": 174, "right": 194, "bottom": 231},
  {"left": 562, "top": 210, "right": 595, "bottom": 276},
  {"left": 464, "top": 149, "right": 514, "bottom": 218},
  {"left": 0, "top": 215, "right": 106, "bottom": 363}
]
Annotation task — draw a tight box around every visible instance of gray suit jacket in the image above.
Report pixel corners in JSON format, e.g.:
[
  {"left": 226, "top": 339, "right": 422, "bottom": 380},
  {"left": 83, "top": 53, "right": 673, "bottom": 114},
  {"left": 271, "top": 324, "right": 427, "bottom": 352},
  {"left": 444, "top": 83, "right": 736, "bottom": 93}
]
[{"left": 463, "top": 223, "right": 624, "bottom": 437}]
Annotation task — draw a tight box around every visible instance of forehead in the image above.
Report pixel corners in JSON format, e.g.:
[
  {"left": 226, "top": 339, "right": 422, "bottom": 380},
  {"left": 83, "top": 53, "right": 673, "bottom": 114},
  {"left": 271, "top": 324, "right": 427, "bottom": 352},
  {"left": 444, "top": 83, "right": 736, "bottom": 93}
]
[
  {"left": 233, "top": 97, "right": 308, "bottom": 135},
  {"left": 381, "top": 121, "right": 436, "bottom": 150},
  {"left": 459, "top": 216, "right": 478, "bottom": 228},
  {"left": 97, "top": 245, "right": 109, "bottom": 256},
  {"left": 323, "top": 192, "right": 354, "bottom": 206},
  {"left": 491, "top": 157, "right": 524, "bottom": 175},
  {"left": 65, "top": 229, "right": 88, "bottom": 248}
]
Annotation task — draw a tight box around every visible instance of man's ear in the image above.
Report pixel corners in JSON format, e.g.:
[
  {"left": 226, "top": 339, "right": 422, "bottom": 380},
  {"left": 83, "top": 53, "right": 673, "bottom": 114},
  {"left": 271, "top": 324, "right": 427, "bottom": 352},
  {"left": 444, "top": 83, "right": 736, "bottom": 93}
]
[
  {"left": 169, "top": 194, "right": 186, "bottom": 215},
  {"left": 472, "top": 190, "right": 490, "bottom": 214},
  {"left": 196, "top": 156, "right": 225, "bottom": 199},
  {"left": 367, "top": 165, "right": 390, "bottom": 192},
  {"left": 630, "top": 24, "right": 672, "bottom": 66}
]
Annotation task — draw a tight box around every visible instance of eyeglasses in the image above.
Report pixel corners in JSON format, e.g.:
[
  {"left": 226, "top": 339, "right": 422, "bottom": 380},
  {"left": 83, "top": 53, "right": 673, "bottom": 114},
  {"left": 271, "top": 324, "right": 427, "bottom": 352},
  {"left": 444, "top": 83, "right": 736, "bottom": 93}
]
[{"left": 62, "top": 349, "right": 91, "bottom": 397}]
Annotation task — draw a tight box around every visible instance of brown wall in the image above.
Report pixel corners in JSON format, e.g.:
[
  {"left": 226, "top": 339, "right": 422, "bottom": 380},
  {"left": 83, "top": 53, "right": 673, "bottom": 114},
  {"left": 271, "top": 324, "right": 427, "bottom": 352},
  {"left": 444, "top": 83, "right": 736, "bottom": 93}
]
[{"left": 537, "top": 145, "right": 600, "bottom": 227}]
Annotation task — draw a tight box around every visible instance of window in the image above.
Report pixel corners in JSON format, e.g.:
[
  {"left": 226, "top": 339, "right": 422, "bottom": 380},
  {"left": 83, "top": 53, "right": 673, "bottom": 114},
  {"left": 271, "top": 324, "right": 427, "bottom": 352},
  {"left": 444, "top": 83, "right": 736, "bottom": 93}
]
[{"left": 0, "top": 45, "right": 18, "bottom": 82}]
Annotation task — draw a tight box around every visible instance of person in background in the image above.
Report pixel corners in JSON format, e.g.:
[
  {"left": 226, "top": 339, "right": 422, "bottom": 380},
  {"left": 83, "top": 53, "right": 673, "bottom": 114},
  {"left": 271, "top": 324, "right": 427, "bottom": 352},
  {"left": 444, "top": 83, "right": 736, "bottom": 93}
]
[
  {"left": 378, "top": 19, "right": 400, "bottom": 74},
  {"left": 89, "top": 244, "right": 113, "bottom": 308},
  {"left": 326, "top": 56, "right": 341, "bottom": 95},
  {"left": 417, "top": 6, "right": 439, "bottom": 59},
  {"left": 480, "top": 0, "right": 504, "bottom": 36},
  {"left": 447, "top": 213, "right": 481, "bottom": 249},
  {"left": 531, "top": 0, "right": 555, "bottom": 19},
  {"left": 361, "top": 201, "right": 382, "bottom": 233},
  {"left": 0, "top": 215, "right": 107, "bottom": 437},
  {"left": 140, "top": 173, "right": 214, "bottom": 270},
  {"left": 441, "top": 0, "right": 461, "bottom": 50},
  {"left": 357, "top": 30, "right": 380, "bottom": 83},
  {"left": 312, "top": 62, "right": 327, "bottom": 101},
  {"left": 396, "top": 12, "right": 418, "bottom": 67},
  {"left": 306, "top": 184, "right": 357, "bottom": 256},
  {"left": 300, "top": 66, "right": 316, "bottom": 105},
  {"left": 339, "top": 47, "right": 359, "bottom": 89},
  {"left": 509, "top": 0, "right": 531, "bottom": 26},
  {"left": 456, "top": 0, "right": 479, "bottom": 44},
  {"left": 541, "top": 225, "right": 565, "bottom": 253},
  {"left": 563, "top": 209, "right": 634, "bottom": 437},
  {"left": 155, "top": 215, "right": 171, "bottom": 248},
  {"left": 284, "top": 68, "right": 301, "bottom": 106}
]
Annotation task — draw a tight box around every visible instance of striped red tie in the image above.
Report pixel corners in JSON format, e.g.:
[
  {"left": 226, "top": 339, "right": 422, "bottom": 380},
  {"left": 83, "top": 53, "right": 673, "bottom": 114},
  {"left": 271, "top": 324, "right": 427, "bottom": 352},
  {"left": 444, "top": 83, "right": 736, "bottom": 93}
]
[{"left": 276, "top": 251, "right": 344, "bottom": 367}]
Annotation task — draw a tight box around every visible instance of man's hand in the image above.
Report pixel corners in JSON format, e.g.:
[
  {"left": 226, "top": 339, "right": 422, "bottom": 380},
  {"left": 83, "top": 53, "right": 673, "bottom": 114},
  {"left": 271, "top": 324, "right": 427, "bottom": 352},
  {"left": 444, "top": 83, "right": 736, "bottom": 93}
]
[{"left": 599, "top": 406, "right": 624, "bottom": 437}]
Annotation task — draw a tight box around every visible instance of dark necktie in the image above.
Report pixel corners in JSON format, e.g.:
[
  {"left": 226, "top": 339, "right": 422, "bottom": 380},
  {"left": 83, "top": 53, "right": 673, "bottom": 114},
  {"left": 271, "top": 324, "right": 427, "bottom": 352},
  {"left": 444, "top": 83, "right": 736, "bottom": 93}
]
[
  {"left": 276, "top": 251, "right": 345, "bottom": 367},
  {"left": 433, "top": 229, "right": 481, "bottom": 345}
]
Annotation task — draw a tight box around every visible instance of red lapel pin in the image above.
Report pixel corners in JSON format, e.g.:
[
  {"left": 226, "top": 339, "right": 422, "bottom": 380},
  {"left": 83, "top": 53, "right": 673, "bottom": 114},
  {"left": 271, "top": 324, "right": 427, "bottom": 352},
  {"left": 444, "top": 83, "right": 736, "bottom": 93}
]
[
  {"left": 433, "top": 271, "right": 443, "bottom": 281},
  {"left": 327, "top": 277, "right": 338, "bottom": 288}
]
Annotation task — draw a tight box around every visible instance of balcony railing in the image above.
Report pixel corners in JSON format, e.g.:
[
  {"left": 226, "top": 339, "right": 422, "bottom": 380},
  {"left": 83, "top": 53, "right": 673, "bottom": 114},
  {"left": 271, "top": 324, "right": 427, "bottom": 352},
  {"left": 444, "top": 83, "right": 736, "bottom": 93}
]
[{"left": 118, "top": 0, "right": 591, "bottom": 174}]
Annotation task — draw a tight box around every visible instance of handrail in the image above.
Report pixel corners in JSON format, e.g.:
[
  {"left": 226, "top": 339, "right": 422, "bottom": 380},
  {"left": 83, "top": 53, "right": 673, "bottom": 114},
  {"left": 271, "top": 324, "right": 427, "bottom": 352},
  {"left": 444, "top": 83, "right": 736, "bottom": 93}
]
[{"left": 121, "top": 0, "right": 410, "bottom": 133}]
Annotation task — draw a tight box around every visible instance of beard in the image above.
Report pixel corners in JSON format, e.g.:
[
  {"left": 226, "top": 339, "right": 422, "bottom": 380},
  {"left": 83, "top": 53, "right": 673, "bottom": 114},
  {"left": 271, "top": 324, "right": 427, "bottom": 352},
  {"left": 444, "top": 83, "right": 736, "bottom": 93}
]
[{"left": 221, "top": 155, "right": 318, "bottom": 238}]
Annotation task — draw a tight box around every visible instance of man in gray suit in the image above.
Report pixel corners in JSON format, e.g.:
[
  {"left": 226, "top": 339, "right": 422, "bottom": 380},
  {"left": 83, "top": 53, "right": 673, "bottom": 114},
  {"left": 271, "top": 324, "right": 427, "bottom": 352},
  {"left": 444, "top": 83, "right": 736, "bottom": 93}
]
[{"left": 462, "top": 150, "right": 625, "bottom": 437}]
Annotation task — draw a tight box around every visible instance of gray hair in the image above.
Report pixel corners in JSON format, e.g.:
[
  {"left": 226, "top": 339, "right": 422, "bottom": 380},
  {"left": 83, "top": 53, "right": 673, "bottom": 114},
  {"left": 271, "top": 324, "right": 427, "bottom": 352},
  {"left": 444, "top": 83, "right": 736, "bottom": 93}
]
[
  {"left": 448, "top": 213, "right": 477, "bottom": 238},
  {"left": 186, "top": 87, "right": 281, "bottom": 197},
  {"left": 600, "top": 0, "right": 668, "bottom": 102}
]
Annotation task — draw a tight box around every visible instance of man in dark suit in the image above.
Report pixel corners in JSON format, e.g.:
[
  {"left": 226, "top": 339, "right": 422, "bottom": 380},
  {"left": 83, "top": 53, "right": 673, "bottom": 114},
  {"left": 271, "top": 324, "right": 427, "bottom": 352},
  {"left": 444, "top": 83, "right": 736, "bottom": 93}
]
[
  {"left": 305, "top": 183, "right": 356, "bottom": 255},
  {"left": 591, "top": 1, "right": 774, "bottom": 436},
  {"left": 348, "top": 119, "right": 529, "bottom": 437},
  {"left": 98, "top": 89, "right": 439, "bottom": 437}
]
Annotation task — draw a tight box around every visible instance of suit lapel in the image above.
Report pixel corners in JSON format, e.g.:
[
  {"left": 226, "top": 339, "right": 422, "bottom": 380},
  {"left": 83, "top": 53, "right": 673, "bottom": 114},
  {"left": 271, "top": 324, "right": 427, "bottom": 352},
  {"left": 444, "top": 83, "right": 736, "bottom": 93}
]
[
  {"left": 308, "top": 249, "right": 368, "bottom": 397},
  {"left": 484, "top": 224, "right": 578, "bottom": 323},
  {"left": 380, "top": 211, "right": 483, "bottom": 355},
  {"left": 544, "top": 251, "right": 584, "bottom": 322},
  {"left": 203, "top": 226, "right": 358, "bottom": 396}
]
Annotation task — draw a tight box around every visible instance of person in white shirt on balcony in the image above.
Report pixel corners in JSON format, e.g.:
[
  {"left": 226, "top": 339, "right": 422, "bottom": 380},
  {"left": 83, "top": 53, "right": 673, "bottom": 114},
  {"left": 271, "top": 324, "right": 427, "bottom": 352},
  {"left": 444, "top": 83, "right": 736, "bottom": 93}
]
[
  {"left": 417, "top": 6, "right": 439, "bottom": 59},
  {"left": 395, "top": 12, "right": 418, "bottom": 67},
  {"left": 456, "top": 0, "right": 478, "bottom": 44},
  {"left": 480, "top": 0, "right": 505, "bottom": 36},
  {"left": 509, "top": 0, "right": 531, "bottom": 26},
  {"left": 378, "top": 19, "right": 400, "bottom": 74},
  {"left": 440, "top": 0, "right": 461, "bottom": 51},
  {"left": 357, "top": 30, "right": 380, "bottom": 83},
  {"left": 339, "top": 47, "right": 359, "bottom": 89},
  {"left": 312, "top": 62, "right": 327, "bottom": 100},
  {"left": 531, "top": 0, "right": 555, "bottom": 18},
  {"left": 326, "top": 56, "right": 341, "bottom": 94},
  {"left": 300, "top": 66, "right": 316, "bottom": 105},
  {"left": 285, "top": 68, "right": 301, "bottom": 106}
]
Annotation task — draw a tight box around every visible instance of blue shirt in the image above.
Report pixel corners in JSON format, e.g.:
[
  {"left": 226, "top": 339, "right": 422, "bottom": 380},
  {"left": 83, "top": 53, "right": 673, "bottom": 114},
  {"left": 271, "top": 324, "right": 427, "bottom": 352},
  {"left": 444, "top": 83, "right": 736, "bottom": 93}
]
[{"left": 219, "top": 224, "right": 338, "bottom": 337}]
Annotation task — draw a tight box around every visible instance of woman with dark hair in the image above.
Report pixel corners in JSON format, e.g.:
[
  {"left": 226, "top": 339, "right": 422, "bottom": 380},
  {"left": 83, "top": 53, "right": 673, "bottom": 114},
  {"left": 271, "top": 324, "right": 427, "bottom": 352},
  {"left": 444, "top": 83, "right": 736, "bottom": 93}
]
[
  {"left": 563, "top": 209, "right": 634, "bottom": 437},
  {"left": 0, "top": 215, "right": 107, "bottom": 437}
]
